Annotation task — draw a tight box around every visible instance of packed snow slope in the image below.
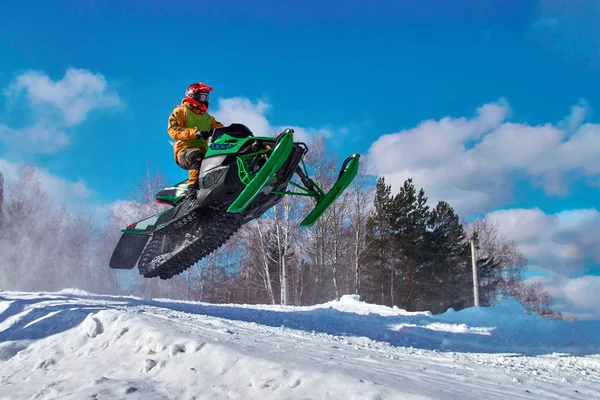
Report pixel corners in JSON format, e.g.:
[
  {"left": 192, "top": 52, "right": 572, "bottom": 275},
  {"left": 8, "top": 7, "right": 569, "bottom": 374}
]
[{"left": 1, "top": 290, "right": 599, "bottom": 399}]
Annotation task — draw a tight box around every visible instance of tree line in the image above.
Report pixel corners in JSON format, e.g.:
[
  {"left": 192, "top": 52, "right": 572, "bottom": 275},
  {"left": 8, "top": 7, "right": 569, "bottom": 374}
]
[{"left": 0, "top": 136, "right": 572, "bottom": 319}]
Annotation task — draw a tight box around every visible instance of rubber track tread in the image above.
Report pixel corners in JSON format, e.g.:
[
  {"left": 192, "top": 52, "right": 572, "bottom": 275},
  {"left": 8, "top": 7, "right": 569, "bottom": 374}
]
[{"left": 138, "top": 206, "right": 245, "bottom": 280}]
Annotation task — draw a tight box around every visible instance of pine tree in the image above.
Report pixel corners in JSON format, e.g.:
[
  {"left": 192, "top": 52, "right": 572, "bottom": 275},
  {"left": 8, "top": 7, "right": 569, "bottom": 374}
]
[
  {"left": 389, "top": 178, "right": 430, "bottom": 310},
  {"left": 364, "top": 177, "right": 394, "bottom": 305},
  {"left": 423, "top": 200, "right": 471, "bottom": 312}
]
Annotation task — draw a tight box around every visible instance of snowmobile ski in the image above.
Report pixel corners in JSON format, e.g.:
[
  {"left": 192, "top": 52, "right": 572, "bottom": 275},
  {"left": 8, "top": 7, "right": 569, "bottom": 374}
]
[{"left": 300, "top": 153, "right": 360, "bottom": 227}]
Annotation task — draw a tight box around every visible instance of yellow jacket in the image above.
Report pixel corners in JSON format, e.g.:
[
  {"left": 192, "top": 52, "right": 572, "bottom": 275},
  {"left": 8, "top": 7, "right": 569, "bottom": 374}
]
[{"left": 167, "top": 98, "right": 224, "bottom": 161}]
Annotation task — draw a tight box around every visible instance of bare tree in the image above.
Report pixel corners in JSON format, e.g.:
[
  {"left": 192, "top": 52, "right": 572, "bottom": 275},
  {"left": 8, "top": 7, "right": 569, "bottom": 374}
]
[
  {"left": 300, "top": 136, "right": 337, "bottom": 303},
  {"left": 242, "top": 219, "right": 277, "bottom": 304},
  {"left": 95, "top": 219, "right": 122, "bottom": 294},
  {"left": 0, "top": 172, "right": 4, "bottom": 229},
  {"left": 62, "top": 206, "right": 95, "bottom": 290},
  {"left": 0, "top": 166, "right": 62, "bottom": 290},
  {"left": 463, "top": 215, "right": 527, "bottom": 306},
  {"left": 322, "top": 185, "right": 350, "bottom": 300},
  {"left": 269, "top": 191, "right": 305, "bottom": 305},
  {"left": 103, "top": 163, "right": 173, "bottom": 297},
  {"left": 348, "top": 156, "right": 375, "bottom": 295}
]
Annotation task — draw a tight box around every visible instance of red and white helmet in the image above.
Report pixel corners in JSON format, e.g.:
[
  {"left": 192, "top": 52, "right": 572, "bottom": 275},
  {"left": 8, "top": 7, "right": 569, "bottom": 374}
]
[{"left": 185, "top": 82, "right": 213, "bottom": 112}]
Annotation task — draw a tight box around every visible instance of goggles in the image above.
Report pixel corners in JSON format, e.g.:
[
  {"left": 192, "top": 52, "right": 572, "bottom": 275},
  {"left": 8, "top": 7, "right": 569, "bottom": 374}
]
[{"left": 191, "top": 91, "right": 209, "bottom": 103}]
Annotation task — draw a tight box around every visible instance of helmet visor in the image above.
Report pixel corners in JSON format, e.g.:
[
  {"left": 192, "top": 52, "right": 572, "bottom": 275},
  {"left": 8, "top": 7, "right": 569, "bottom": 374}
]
[{"left": 191, "top": 91, "right": 209, "bottom": 103}]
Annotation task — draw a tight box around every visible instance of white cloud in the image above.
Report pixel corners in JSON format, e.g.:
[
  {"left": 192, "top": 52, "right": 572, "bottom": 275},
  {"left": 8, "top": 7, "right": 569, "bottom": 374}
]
[
  {"left": 0, "top": 122, "right": 69, "bottom": 153},
  {"left": 1, "top": 67, "right": 123, "bottom": 153},
  {"left": 527, "top": 274, "right": 600, "bottom": 320},
  {"left": 4, "top": 68, "right": 122, "bottom": 126},
  {"left": 558, "top": 98, "right": 590, "bottom": 133},
  {"left": 370, "top": 100, "right": 510, "bottom": 174},
  {"left": 212, "top": 97, "right": 273, "bottom": 136},
  {"left": 488, "top": 207, "right": 600, "bottom": 276},
  {"left": 563, "top": 275, "right": 600, "bottom": 318},
  {"left": 0, "top": 158, "right": 92, "bottom": 207},
  {"left": 212, "top": 96, "right": 336, "bottom": 143},
  {"left": 368, "top": 99, "right": 600, "bottom": 214}
]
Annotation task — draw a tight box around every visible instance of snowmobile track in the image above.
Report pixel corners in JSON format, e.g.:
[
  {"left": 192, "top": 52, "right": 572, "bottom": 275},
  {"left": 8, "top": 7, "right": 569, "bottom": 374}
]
[{"left": 138, "top": 206, "right": 245, "bottom": 280}]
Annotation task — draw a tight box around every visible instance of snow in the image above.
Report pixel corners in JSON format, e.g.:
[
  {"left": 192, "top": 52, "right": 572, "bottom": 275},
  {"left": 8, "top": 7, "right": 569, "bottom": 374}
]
[{"left": 1, "top": 291, "right": 599, "bottom": 399}]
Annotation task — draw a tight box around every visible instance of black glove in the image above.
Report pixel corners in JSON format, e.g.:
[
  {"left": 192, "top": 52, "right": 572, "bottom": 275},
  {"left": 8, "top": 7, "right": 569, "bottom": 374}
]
[{"left": 195, "top": 129, "right": 213, "bottom": 140}]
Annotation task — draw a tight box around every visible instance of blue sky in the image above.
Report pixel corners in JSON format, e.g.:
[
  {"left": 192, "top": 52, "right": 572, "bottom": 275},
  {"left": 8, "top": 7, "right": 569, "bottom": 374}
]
[{"left": 1, "top": 0, "right": 599, "bottom": 318}]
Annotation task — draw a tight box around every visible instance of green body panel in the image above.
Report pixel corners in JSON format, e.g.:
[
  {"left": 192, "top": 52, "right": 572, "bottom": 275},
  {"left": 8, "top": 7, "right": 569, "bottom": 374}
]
[
  {"left": 300, "top": 153, "right": 361, "bottom": 227},
  {"left": 205, "top": 134, "right": 275, "bottom": 158},
  {"left": 227, "top": 130, "right": 294, "bottom": 213},
  {"left": 156, "top": 194, "right": 181, "bottom": 203},
  {"left": 121, "top": 229, "right": 149, "bottom": 235},
  {"left": 155, "top": 181, "right": 189, "bottom": 205},
  {"left": 236, "top": 157, "right": 252, "bottom": 185},
  {"left": 121, "top": 209, "right": 171, "bottom": 235}
]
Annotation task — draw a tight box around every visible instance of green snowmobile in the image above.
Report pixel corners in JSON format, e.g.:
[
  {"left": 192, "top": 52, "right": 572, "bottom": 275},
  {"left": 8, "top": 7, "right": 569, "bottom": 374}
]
[{"left": 109, "top": 123, "right": 360, "bottom": 280}]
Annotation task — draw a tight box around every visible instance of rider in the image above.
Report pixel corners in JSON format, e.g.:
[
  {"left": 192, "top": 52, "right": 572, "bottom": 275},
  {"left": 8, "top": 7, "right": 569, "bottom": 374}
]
[{"left": 168, "top": 82, "right": 224, "bottom": 198}]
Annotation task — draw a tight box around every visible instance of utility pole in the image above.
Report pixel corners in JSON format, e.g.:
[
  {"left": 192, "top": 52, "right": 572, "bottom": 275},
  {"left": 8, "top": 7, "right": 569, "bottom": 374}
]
[
  {"left": 471, "top": 240, "right": 480, "bottom": 306},
  {"left": 281, "top": 257, "right": 288, "bottom": 306}
]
